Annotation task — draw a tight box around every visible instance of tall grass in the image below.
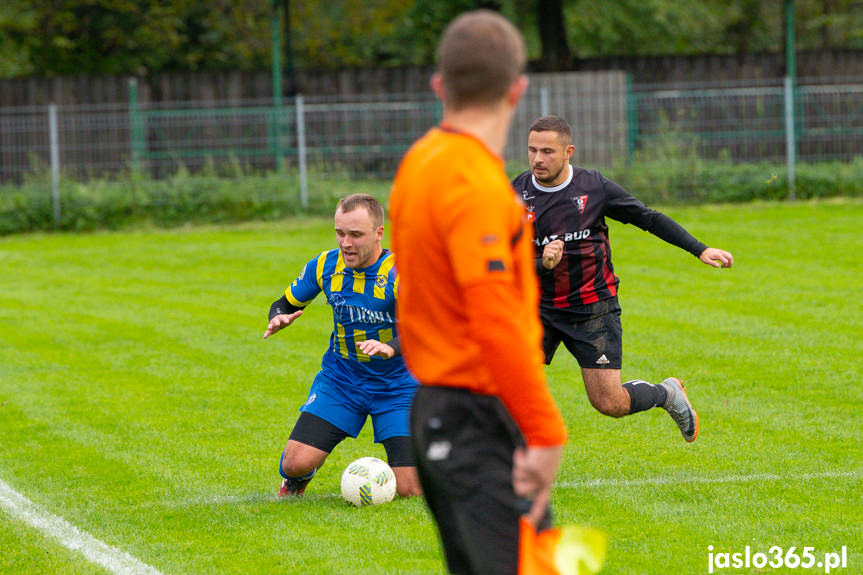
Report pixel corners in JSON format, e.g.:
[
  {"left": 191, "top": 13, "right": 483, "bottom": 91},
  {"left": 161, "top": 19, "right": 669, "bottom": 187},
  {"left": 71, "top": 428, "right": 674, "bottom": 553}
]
[{"left": 2, "top": 157, "right": 862, "bottom": 235}]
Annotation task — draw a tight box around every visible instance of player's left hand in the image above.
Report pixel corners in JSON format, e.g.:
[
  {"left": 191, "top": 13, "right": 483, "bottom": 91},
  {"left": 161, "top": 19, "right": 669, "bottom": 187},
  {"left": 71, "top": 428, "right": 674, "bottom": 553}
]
[
  {"left": 357, "top": 339, "right": 395, "bottom": 359},
  {"left": 699, "top": 247, "right": 734, "bottom": 268}
]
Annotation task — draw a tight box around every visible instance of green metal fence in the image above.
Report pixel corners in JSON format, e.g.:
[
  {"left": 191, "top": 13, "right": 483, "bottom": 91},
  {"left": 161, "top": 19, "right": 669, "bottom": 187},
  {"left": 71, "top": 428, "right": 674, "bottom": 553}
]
[
  {"left": 2, "top": 74, "right": 861, "bottom": 206},
  {"left": 628, "top": 81, "right": 863, "bottom": 164}
]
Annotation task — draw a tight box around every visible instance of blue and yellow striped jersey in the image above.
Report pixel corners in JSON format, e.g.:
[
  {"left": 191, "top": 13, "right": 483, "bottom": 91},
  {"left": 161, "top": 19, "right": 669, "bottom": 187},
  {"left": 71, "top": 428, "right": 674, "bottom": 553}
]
[{"left": 286, "top": 248, "right": 414, "bottom": 387}]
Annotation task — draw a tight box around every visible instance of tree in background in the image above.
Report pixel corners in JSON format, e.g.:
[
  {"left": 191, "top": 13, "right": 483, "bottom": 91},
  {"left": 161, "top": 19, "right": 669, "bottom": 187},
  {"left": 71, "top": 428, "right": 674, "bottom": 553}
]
[
  {"left": 290, "top": 0, "right": 416, "bottom": 67},
  {"left": 536, "top": 0, "right": 573, "bottom": 70},
  {"left": 0, "top": 2, "right": 34, "bottom": 76},
  {"left": 0, "top": 0, "right": 273, "bottom": 76},
  {"left": 3, "top": 0, "right": 186, "bottom": 76},
  {"left": 0, "top": 0, "right": 860, "bottom": 78}
]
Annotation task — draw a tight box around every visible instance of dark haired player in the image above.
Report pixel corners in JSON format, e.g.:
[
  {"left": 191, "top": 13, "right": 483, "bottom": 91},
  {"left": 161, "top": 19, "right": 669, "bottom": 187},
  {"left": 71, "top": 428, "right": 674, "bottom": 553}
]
[{"left": 512, "top": 115, "right": 733, "bottom": 442}]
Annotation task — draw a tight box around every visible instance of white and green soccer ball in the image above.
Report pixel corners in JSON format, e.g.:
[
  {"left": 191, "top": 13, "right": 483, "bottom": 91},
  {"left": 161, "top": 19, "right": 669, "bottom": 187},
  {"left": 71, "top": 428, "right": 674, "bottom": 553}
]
[{"left": 340, "top": 457, "right": 397, "bottom": 506}]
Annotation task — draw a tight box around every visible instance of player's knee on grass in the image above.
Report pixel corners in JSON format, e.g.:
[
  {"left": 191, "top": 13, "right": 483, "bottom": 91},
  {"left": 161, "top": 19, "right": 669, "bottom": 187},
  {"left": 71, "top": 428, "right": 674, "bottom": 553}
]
[
  {"left": 281, "top": 412, "right": 349, "bottom": 477},
  {"left": 382, "top": 436, "right": 421, "bottom": 497},
  {"left": 280, "top": 440, "right": 330, "bottom": 478},
  {"left": 392, "top": 467, "right": 422, "bottom": 497}
]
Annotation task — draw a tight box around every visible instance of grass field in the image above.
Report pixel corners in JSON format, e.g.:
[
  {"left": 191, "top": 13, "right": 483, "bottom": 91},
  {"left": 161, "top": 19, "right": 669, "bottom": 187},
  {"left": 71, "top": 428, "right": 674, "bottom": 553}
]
[{"left": 1, "top": 199, "right": 861, "bottom": 575}]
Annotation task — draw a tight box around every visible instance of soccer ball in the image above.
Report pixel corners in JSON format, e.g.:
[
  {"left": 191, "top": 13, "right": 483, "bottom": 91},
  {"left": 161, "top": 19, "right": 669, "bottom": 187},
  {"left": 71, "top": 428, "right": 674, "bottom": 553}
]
[{"left": 340, "top": 457, "right": 397, "bottom": 506}]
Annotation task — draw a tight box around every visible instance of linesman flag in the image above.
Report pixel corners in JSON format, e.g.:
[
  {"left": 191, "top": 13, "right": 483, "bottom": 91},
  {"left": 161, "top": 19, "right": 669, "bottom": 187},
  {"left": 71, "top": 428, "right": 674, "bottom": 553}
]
[{"left": 519, "top": 519, "right": 608, "bottom": 575}]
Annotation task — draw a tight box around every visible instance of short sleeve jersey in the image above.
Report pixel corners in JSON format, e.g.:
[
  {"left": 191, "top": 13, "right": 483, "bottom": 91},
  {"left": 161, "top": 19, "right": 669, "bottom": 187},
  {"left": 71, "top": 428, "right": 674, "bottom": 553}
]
[{"left": 286, "top": 248, "right": 414, "bottom": 389}]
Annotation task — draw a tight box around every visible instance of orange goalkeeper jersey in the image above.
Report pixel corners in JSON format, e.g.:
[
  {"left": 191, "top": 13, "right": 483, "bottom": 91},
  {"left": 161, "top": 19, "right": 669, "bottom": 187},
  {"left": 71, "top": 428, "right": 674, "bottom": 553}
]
[{"left": 389, "top": 125, "right": 567, "bottom": 448}]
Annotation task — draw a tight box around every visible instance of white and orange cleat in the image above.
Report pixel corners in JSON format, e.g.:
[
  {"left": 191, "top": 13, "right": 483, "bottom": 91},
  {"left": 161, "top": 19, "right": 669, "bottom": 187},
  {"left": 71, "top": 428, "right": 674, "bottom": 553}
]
[{"left": 659, "top": 377, "right": 699, "bottom": 442}]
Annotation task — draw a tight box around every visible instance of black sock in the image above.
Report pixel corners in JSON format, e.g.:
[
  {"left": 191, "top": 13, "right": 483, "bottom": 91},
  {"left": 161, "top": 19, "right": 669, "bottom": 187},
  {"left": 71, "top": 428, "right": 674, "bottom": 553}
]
[{"left": 622, "top": 380, "right": 668, "bottom": 414}]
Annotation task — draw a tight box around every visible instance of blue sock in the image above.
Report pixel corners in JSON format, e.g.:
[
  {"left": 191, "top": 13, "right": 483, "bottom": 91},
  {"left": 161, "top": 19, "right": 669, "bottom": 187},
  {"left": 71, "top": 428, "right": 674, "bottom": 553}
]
[{"left": 278, "top": 451, "right": 317, "bottom": 480}]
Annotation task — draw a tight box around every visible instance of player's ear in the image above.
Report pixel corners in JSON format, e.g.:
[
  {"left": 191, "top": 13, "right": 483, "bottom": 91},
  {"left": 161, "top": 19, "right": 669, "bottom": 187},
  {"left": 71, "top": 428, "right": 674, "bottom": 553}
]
[
  {"left": 507, "top": 75, "right": 528, "bottom": 107},
  {"left": 430, "top": 73, "right": 445, "bottom": 101}
]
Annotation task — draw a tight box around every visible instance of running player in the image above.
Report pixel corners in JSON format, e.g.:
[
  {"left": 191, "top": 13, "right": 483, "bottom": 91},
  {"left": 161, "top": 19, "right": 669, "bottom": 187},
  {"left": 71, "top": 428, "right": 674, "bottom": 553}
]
[
  {"left": 264, "top": 193, "right": 421, "bottom": 498},
  {"left": 512, "top": 115, "right": 734, "bottom": 442}
]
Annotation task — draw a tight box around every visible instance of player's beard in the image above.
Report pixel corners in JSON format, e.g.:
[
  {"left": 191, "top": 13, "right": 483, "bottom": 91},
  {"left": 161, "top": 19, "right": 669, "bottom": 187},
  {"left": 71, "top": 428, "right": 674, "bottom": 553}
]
[
  {"left": 342, "top": 248, "right": 366, "bottom": 269},
  {"left": 533, "top": 163, "right": 565, "bottom": 186},
  {"left": 342, "top": 245, "right": 378, "bottom": 269}
]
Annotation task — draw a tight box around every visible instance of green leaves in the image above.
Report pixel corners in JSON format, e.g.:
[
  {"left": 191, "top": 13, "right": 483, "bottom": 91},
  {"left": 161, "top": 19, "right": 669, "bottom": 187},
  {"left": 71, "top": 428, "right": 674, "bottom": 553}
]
[{"left": 0, "top": 1, "right": 860, "bottom": 77}]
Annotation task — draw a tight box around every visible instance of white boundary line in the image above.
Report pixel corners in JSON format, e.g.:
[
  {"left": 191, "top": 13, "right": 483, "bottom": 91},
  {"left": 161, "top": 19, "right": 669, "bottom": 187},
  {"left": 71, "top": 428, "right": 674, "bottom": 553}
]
[
  {"left": 166, "top": 470, "right": 863, "bottom": 508},
  {"left": 0, "top": 479, "right": 165, "bottom": 575},
  {"left": 558, "top": 469, "right": 862, "bottom": 489},
  {"left": 6, "top": 468, "right": 851, "bottom": 573}
]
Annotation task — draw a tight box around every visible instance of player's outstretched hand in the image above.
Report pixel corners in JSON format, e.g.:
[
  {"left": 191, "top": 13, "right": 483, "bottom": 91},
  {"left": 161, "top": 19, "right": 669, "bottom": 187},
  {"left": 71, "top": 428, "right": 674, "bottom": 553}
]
[
  {"left": 357, "top": 339, "right": 395, "bottom": 359},
  {"left": 513, "top": 445, "right": 564, "bottom": 528},
  {"left": 541, "top": 239, "right": 565, "bottom": 269},
  {"left": 263, "top": 310, "right": 303, "bottom": 339},
  {"left": 699, "top": 247, "right": 734, "bottom": 269}
]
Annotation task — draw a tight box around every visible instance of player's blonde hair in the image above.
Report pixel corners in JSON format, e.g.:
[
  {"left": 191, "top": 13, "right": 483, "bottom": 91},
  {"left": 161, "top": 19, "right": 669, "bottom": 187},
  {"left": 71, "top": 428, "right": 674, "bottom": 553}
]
[
  {"left": 336, "top": 194, "right": 384, "bottom": 229},
  {"left": 436, "top": 10, "right": 526, "bottom": 111}
]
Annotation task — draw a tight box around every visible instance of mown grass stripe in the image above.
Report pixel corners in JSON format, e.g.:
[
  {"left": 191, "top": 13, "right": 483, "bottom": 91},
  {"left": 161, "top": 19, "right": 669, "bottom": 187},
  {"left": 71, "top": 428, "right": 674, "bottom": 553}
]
[{"left": 559, "top": 469, "right": 862, "bottom": 489}]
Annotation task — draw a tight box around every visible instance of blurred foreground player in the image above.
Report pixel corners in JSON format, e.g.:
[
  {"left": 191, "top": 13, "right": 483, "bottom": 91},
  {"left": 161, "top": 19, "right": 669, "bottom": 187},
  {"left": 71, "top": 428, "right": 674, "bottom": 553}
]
[{"left": 390, "top": 10, "right": 571, "bottom": 575}]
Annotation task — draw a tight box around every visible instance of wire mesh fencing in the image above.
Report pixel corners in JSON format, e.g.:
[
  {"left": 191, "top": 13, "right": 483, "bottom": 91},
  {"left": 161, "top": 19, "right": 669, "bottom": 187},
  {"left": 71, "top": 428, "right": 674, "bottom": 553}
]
[{"left": 1, "top": 72, "right": 861, "bottom": 209}]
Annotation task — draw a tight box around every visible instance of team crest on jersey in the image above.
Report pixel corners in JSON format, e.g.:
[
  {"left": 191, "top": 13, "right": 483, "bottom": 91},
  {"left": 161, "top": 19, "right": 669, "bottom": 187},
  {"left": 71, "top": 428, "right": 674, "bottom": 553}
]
[
  {"left": 328, "top": 293, "right": 347, "bottom": 320},
  {"left": 375, "top": 275, "right": 388, "bottom": 289},
  {"left": 573, "top": 195, "right": 588, "bottom": 214}
]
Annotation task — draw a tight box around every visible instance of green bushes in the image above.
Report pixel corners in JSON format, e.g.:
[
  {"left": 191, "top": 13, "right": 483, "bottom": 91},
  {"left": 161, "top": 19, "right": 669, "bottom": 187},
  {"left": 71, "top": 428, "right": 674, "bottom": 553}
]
[
  {"left": 0, "top": 167, "right": 388, "bottom": 235},
  {"left": 604, "top": 157, "right": 863, "bottom": 205},
  {"left": 2, "top": 158, "right": 861, "bottom": 235}
]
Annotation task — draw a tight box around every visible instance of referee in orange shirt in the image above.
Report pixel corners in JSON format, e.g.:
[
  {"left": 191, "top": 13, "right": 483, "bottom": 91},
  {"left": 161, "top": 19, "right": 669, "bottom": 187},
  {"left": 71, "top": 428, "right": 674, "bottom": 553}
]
[{"left": 390, "top": 11, "right": 569, "bottom": 575}]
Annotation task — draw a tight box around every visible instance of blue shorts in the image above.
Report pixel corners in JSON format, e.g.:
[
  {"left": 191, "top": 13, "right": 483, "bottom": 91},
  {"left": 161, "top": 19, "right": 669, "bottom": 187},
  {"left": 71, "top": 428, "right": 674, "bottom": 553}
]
[{"left": 299, "top": 371, "right": 417, "bottom": 443}]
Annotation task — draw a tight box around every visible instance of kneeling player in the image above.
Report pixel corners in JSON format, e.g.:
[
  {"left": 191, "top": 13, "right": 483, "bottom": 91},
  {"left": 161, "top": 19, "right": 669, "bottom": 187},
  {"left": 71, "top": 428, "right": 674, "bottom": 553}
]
[{"left": 263, "top": 194, "right": 421, "bottom": 498}]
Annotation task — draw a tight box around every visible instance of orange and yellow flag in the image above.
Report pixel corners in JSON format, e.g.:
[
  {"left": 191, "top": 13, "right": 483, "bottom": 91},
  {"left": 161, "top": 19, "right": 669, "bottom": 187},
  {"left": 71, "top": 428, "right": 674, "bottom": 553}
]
[{"left": 519, "top": 518, "right": 608, "bottom": 575}]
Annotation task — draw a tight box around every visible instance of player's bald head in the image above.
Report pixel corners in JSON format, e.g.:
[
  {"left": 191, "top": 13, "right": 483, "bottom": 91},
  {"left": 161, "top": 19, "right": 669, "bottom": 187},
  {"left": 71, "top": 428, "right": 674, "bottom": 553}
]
[{"left": 436, "top": 10, "right": 526, "bottom": 111}]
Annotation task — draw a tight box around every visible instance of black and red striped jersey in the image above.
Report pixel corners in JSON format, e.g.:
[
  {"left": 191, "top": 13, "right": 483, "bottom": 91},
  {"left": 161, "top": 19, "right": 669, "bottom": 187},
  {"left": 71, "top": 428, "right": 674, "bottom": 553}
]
[{"left": 511, "top": 165, "right": 707, "bottom": 313}]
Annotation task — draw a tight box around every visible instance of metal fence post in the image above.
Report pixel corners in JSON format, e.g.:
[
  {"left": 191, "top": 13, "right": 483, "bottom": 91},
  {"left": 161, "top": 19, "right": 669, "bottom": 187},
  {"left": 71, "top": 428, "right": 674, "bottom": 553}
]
[
  {"left": 272, "top": 0, "right": 284, "bottom": 172},
  {"left": 49, "top": 104, "right": 61, "bottom": 226},
  {"left": 784, "top": 0, "right": 797, "bottom": 200},
  {"left": 784, "top": 77, "right": 797, "bottom": 200},
  {"left": 625, "top": 74, "right": 637, "bottom": 165},
  {"left": 540, "top": 86, "right": 549, "bottom": 117},
  {"left": 128, "top": 78, "right": 143, "bottom": 171},
  {"left": 296, "top": 93, "right": 308, "bottom": 209}
]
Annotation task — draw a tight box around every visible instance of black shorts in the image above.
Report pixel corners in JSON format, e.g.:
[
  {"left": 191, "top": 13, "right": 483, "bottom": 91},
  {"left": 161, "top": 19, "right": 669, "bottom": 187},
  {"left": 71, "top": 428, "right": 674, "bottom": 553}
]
[
  {"left": 410, "top": 386, "right": 551, "bottom": 575},
  {"left": 541, "top": 298, "right": 623, "bottom": 369},
  {"left": 289, "top": 412, "right": 415, "bottom": 467}
]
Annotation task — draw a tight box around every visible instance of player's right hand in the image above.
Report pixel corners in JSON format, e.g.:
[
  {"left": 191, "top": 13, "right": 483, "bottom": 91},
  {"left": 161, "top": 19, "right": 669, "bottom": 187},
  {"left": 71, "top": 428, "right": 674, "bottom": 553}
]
[
  {"left": 541, "top": 239, "right": 564, "bottom": 269},
  {"left": 513, "top": 444, "right": 564, "bottom": 528},
  {"left": 263, "top": 310, "right": 303, "bottom": 339}
]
